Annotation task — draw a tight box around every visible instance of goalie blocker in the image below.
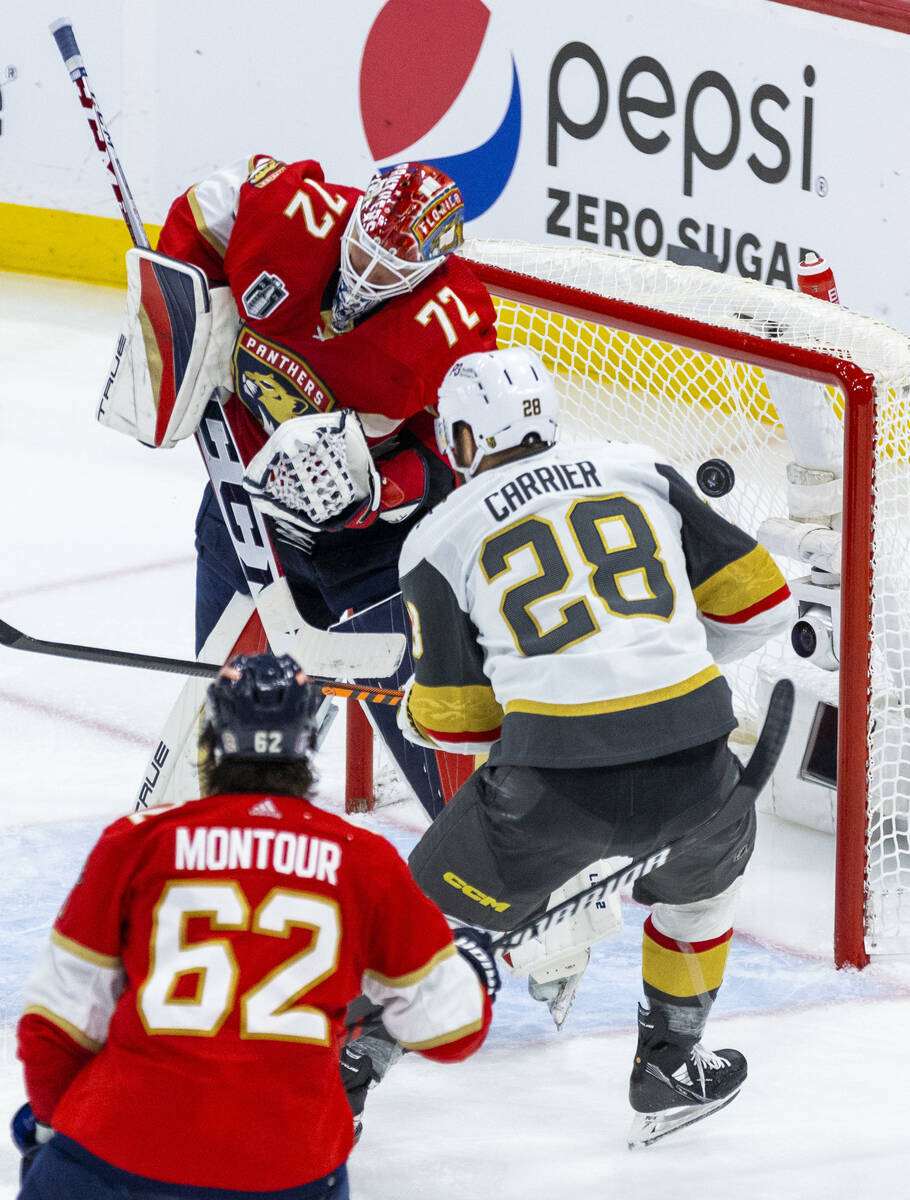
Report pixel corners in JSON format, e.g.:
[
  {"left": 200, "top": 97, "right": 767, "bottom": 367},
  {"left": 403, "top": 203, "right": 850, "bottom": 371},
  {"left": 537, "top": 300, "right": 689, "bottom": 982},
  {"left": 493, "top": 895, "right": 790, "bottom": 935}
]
[{"left": 98, "top": 248, "right": 239, "bottom": 448}]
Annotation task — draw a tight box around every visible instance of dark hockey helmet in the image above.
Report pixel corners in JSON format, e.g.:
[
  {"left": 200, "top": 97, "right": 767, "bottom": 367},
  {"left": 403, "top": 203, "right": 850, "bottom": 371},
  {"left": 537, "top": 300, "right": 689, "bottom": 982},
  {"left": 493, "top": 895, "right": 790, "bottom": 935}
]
[{"left": 202, "top": 653, "right": 324, "bottom": 765}]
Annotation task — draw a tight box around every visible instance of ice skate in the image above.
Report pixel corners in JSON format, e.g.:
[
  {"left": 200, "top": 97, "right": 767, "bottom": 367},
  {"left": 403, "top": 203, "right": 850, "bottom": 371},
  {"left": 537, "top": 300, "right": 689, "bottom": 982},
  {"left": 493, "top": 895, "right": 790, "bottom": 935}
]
[
  {"left": 627, "top": 1004, "right": 746, "bottom": 1148},
  {"left": 527, "top": 947, "right": 590, "bottom": 1030}
]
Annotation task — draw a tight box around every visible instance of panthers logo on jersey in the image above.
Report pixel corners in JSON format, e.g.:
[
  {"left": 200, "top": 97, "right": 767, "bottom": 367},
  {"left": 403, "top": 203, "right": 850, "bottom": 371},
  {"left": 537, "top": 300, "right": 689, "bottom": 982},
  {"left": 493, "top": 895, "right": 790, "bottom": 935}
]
[{"left": 232, "top": 326, "right": 338, "bottom": 431}]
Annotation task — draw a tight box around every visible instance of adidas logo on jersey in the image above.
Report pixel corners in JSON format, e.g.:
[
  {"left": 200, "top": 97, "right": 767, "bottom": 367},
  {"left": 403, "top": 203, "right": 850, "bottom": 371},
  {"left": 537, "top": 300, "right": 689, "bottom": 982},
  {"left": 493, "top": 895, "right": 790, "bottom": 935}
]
[{"left": 248, "top": 797, "right": 283, "bottom": 819}]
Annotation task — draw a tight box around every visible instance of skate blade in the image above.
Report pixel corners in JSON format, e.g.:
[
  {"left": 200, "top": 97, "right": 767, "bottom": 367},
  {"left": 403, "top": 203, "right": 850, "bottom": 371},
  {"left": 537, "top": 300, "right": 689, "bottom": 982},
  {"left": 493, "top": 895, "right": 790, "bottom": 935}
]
[
  {"left": 627, "top": 1088, "right": 741, "bottom": 1149},
  {"left": 528, "top": 963, "right": 587, "bottom": 1031},
  {"left": 548, "top": 973, "right": 584, "bottom": 1030}
]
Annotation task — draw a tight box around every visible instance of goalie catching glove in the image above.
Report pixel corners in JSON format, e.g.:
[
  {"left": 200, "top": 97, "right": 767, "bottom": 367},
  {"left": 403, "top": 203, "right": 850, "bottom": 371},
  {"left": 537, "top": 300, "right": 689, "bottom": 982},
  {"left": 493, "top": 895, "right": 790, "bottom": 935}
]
[
  {"left": 243, "top": 410, "right": 432, "bottom": 537},
  {"left": 243, "top": 410, "right": 381, "bottom": 533}
]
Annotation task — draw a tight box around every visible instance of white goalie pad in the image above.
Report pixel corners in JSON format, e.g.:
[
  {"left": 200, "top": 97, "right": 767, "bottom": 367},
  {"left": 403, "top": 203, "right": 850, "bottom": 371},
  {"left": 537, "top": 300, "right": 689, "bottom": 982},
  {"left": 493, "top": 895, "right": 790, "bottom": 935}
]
[
  {"left": 243, "top": 409, "right": 381, "bottom": 530},
  {"left": 505, "top": 857, "right": 625, "bottom": 980},
  {"left": 98, "top": 248, "right": 240, "bottom": 448}
]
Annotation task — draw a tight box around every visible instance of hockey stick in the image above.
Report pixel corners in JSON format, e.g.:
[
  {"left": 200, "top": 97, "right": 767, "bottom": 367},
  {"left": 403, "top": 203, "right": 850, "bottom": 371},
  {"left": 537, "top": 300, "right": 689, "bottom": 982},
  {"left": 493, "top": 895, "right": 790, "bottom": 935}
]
[
  {"left": 0, "top": 617, "right": 403, "bottom": 706},
  {"left": 49, "top": 19, "right": 404, "bottom": 682},
  {"left": 343, "top": 678, "right": 794, "bottom": 1042},
  {"left": 490, "top": 677, "right": 794, "bottom": 956},
  {"left": 49, "top": 19, "right": 148, "bottom": 248}
]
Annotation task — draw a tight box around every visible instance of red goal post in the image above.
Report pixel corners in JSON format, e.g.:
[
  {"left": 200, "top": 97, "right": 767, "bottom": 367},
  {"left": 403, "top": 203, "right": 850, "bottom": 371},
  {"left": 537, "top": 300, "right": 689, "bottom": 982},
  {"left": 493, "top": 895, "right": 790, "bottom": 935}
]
[{"left": 459, "top": 237, "right": 910, "bottom": 970}]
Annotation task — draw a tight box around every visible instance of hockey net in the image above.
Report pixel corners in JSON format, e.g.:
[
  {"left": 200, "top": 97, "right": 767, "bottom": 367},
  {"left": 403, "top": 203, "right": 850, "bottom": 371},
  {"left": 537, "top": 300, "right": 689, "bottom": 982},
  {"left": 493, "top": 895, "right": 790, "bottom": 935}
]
[{"left": 460, "top": 237, "right": 910, "bottom": 969}]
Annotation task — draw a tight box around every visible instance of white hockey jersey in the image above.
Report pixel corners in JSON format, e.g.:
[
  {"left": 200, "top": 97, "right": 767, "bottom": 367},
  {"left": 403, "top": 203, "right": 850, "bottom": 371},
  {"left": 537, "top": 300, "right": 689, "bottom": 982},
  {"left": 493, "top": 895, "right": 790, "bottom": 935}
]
[{"left": 398, "top": 440, "right": 793, "bottom": 767}]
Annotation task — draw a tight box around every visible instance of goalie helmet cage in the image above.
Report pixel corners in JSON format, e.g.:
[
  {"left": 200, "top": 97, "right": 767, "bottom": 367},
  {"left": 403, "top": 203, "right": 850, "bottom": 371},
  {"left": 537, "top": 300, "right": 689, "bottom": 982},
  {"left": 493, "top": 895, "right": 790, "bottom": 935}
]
[{"left": 457, "top": 237, "right": 910, "bottom": 971}]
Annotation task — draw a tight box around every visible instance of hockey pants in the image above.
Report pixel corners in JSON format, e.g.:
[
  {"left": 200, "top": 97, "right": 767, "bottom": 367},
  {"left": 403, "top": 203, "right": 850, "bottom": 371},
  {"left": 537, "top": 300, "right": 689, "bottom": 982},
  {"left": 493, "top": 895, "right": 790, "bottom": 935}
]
[
  {"left": 18, "top": 1134, "right": 349, "bottom": 1200},
  {"left": 194, "top": 483, "right": 411, "bottom": 654},
  {"left": 408, "top": 736, "right": 752, "bottom": 931}
]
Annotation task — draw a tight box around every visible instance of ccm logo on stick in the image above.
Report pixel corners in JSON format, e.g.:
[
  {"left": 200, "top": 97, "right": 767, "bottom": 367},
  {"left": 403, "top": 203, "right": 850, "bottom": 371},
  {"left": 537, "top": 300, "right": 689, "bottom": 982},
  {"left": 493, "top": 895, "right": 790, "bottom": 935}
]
[{"left": 548, "top": 44, "right": 817, "bottom": 198}]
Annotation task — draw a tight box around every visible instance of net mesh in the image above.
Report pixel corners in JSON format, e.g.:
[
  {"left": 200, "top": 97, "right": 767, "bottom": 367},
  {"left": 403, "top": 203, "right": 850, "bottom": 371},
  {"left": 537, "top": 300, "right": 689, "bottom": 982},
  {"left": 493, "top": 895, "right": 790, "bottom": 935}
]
[{"left": 460, "top": 238, "right": 910, "bottom": 957}]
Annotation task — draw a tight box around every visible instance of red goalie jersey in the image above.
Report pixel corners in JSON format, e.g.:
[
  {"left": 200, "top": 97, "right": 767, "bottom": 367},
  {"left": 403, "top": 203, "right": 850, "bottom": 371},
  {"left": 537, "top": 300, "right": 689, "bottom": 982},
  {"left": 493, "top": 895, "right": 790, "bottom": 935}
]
[
  {"left": 156, "top": 155, "right": 497, "bottom": 469},
  {"left": 17, "top": 793, "right": 492, "bottom": 1191}
]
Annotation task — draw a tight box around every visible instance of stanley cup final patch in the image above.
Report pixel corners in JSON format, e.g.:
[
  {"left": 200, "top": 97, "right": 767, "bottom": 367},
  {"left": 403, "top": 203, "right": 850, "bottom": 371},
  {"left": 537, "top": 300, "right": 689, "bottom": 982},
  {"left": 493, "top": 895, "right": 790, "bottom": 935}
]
[{"left": 242, "top": 271, "right": 289, "bottom": 319}]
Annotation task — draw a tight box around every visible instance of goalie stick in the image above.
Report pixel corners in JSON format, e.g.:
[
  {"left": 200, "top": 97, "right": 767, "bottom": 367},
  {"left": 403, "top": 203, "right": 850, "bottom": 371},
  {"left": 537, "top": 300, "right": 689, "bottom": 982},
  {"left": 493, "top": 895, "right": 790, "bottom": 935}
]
[
  {"left": 0, "top": 617, "right": 403, "bottom": 706},
  {"left": 49, "top": 18, "right": 404, "bottom": 682}
]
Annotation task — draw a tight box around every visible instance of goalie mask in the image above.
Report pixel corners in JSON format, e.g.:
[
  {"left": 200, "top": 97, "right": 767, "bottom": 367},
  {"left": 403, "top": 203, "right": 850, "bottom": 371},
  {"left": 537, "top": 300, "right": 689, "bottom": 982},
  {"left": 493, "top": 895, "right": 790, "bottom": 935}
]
[
  {"left": 435, "top": 348, "right": 560, "bottom": 478},
  {"left": 202, "top": 653, "right": 325, "bottom": 765},
  {"left": 332, "top": 162, "right": 465, "bottom": 332}
]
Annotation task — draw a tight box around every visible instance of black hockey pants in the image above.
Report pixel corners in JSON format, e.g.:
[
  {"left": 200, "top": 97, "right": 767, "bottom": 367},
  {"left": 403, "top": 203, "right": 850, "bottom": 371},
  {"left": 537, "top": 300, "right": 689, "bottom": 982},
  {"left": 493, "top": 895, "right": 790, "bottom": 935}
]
[
  {"left": 193, "top": 483, "right": 410, "bottom": 654},
  {"left": 408, "top": 736, "right": 753, "bottom": 931}
]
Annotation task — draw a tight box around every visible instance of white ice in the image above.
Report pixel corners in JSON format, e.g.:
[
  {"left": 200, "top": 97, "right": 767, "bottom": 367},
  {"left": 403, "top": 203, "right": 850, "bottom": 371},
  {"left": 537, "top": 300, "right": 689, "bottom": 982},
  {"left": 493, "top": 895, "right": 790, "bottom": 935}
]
[{"left": 1, "top": 272, "right": 909, "bottom": 1199}]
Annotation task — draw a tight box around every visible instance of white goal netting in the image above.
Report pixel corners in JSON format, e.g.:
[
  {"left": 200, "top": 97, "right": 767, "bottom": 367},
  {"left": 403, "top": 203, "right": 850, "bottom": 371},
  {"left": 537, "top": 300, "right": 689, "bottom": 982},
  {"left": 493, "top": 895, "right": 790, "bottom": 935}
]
[{"left": 461, "top": 238, "right": 910, "bottom": 962}]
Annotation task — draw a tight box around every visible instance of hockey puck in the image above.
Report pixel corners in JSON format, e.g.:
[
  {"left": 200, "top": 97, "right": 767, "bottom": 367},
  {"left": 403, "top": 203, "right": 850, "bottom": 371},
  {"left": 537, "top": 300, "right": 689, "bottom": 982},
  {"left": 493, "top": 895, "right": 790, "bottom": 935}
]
[{"left": 696, "top": 458, "right": 735, "bottom": 498}]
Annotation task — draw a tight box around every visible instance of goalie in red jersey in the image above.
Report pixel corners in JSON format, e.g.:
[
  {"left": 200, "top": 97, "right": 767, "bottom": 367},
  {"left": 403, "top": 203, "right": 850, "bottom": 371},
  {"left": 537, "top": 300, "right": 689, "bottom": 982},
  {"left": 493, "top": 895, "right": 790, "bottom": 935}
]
[
  {"left": 101, "top": 156, "right": 498, "bottom": 820},
  {"left": 13, "top": 653, "right": 497, "bottom": 1199},
  {"left": 151, "top": 156, "right": 497, "bottom": 649}
]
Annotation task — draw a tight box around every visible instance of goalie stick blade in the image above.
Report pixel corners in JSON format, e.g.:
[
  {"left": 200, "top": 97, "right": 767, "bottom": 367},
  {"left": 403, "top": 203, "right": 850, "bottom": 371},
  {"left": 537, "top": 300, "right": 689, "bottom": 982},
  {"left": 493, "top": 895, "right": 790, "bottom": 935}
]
[
  {"left": 627, "top": 1089, "right": 742, "bottom": 1149},
  {"left": 288, "top": 623, "right": 405, "bottom": 681},
  {"left": 254, "top": 577, "right": 406, "bottom": 680}
]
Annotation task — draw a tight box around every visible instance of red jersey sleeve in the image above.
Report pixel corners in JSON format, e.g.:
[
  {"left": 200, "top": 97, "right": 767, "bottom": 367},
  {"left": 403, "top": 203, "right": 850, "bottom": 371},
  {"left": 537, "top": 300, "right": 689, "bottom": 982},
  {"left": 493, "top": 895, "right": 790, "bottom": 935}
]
[
  {"left": 353, "top": 833, "right": 492, "bottom": 1061},
  {"left": 156, "top": 155, "right": 327, "bottom": 284},
  {"left": 16, "top": 810, "right": 160, "bottom": 1121}
]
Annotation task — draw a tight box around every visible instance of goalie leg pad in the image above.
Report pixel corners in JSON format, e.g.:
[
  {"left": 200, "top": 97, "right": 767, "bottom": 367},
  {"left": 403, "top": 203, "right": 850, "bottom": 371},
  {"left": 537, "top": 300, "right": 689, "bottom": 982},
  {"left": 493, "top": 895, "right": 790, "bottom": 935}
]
[
  {"left": 505, "top": 857, "right": 625, "bottom": 981},
  {"left": 98, "top": 248, "right": 239, "bottom": 448}
]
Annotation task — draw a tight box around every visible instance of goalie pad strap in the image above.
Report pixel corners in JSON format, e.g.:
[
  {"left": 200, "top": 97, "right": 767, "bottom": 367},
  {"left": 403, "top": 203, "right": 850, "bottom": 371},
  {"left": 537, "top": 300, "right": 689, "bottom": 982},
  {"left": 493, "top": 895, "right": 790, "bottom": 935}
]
[{"left": 98, "top": 249, "right": 240, "bottom": 448}]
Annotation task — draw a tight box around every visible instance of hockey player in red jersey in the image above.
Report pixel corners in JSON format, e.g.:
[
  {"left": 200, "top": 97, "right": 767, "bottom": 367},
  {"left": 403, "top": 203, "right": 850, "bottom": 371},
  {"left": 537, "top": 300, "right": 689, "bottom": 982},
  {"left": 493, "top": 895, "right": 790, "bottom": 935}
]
[
  {"left": 13, "top": 654, "right": 498, "bottom": 1198},
  {"left": 153, "top": 157, "right": 497, "bottom": 648}
]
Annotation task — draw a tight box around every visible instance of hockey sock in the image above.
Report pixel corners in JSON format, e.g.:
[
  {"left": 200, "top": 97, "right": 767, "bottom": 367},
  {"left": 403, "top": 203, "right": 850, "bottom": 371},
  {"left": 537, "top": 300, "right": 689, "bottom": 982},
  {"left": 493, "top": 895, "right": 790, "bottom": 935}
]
[{"left": 640, "top": 914, "right": 732, "bottom": 1042}]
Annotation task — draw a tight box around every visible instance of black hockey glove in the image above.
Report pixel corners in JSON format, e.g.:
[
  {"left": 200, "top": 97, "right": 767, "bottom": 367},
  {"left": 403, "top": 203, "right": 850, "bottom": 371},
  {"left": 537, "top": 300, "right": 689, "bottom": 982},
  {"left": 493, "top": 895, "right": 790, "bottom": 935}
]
[
  {"left": 10, "top": 1102, "right": 52, "bottom": 1184},
  {"left": 452, "top": 926, "right": 501, "bottom": 1000},
  {"left": 339, "top": 1023, "right": 404, "bottom": 1144}
]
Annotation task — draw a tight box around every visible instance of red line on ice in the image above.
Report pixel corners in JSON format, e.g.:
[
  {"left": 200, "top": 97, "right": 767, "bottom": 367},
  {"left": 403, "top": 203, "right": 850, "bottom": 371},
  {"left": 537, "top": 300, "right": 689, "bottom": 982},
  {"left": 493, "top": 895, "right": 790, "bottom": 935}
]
[
  {"left": 0, "top": 555, "right": 194, "bottom": 601},
  {"left": 0, "top": 688, "right": 151, "bottom": 746}
]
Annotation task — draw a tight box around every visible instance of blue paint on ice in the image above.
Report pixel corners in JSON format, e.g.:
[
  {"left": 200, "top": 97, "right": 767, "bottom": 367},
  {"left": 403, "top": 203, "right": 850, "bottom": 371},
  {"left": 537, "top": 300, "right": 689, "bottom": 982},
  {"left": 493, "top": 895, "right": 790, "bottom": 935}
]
[{"left": 0, "top": 812, "right": 895, "bottom": 1051}]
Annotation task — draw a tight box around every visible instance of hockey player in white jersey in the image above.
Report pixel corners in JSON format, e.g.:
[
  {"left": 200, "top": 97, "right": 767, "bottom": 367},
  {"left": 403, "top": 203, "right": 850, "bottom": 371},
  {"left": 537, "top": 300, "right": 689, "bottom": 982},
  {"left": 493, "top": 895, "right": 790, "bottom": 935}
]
[{"left": 378, "top": 346, "right": 793, "bottom": 1147}]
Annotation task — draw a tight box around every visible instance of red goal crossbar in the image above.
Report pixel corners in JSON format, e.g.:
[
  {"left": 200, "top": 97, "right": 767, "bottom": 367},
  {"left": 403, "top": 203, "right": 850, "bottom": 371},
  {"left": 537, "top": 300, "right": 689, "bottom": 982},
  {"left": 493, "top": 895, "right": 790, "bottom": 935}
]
[{"left": 468, "top": 259, "right": 877, "bottom": 969}]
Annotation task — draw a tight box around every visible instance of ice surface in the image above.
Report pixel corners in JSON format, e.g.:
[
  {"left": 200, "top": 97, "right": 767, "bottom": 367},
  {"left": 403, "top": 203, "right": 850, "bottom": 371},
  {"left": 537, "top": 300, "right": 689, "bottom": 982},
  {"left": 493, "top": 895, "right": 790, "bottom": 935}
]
[{"left": 1, "top": 272, "right": 909, "bottom": 1198}]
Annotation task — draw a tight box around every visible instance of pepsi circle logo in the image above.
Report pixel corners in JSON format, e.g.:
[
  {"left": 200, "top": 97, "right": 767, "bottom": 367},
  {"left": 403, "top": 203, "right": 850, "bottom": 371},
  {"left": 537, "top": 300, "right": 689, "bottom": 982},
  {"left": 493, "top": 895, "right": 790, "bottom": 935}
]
[{"left": 359, "top": 0, "right": 521, "bottom": 220}]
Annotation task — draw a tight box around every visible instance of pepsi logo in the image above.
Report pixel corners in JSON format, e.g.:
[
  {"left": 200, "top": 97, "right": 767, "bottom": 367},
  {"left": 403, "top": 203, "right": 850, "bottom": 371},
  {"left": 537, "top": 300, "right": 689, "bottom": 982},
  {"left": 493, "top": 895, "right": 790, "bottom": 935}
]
[{"left": 359, "top": 0, "right": 521, "bottom": 220}]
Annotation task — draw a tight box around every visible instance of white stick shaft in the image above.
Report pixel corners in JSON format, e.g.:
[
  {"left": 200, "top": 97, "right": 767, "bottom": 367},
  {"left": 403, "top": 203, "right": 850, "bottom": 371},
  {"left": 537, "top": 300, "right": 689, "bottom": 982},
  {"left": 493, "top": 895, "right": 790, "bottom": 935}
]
[
  {"left": 48, "top": 20, "right": 404, "bottom": 683},
  {"left": 49, "top": 18, "right": 149, "bottom": 248}
]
